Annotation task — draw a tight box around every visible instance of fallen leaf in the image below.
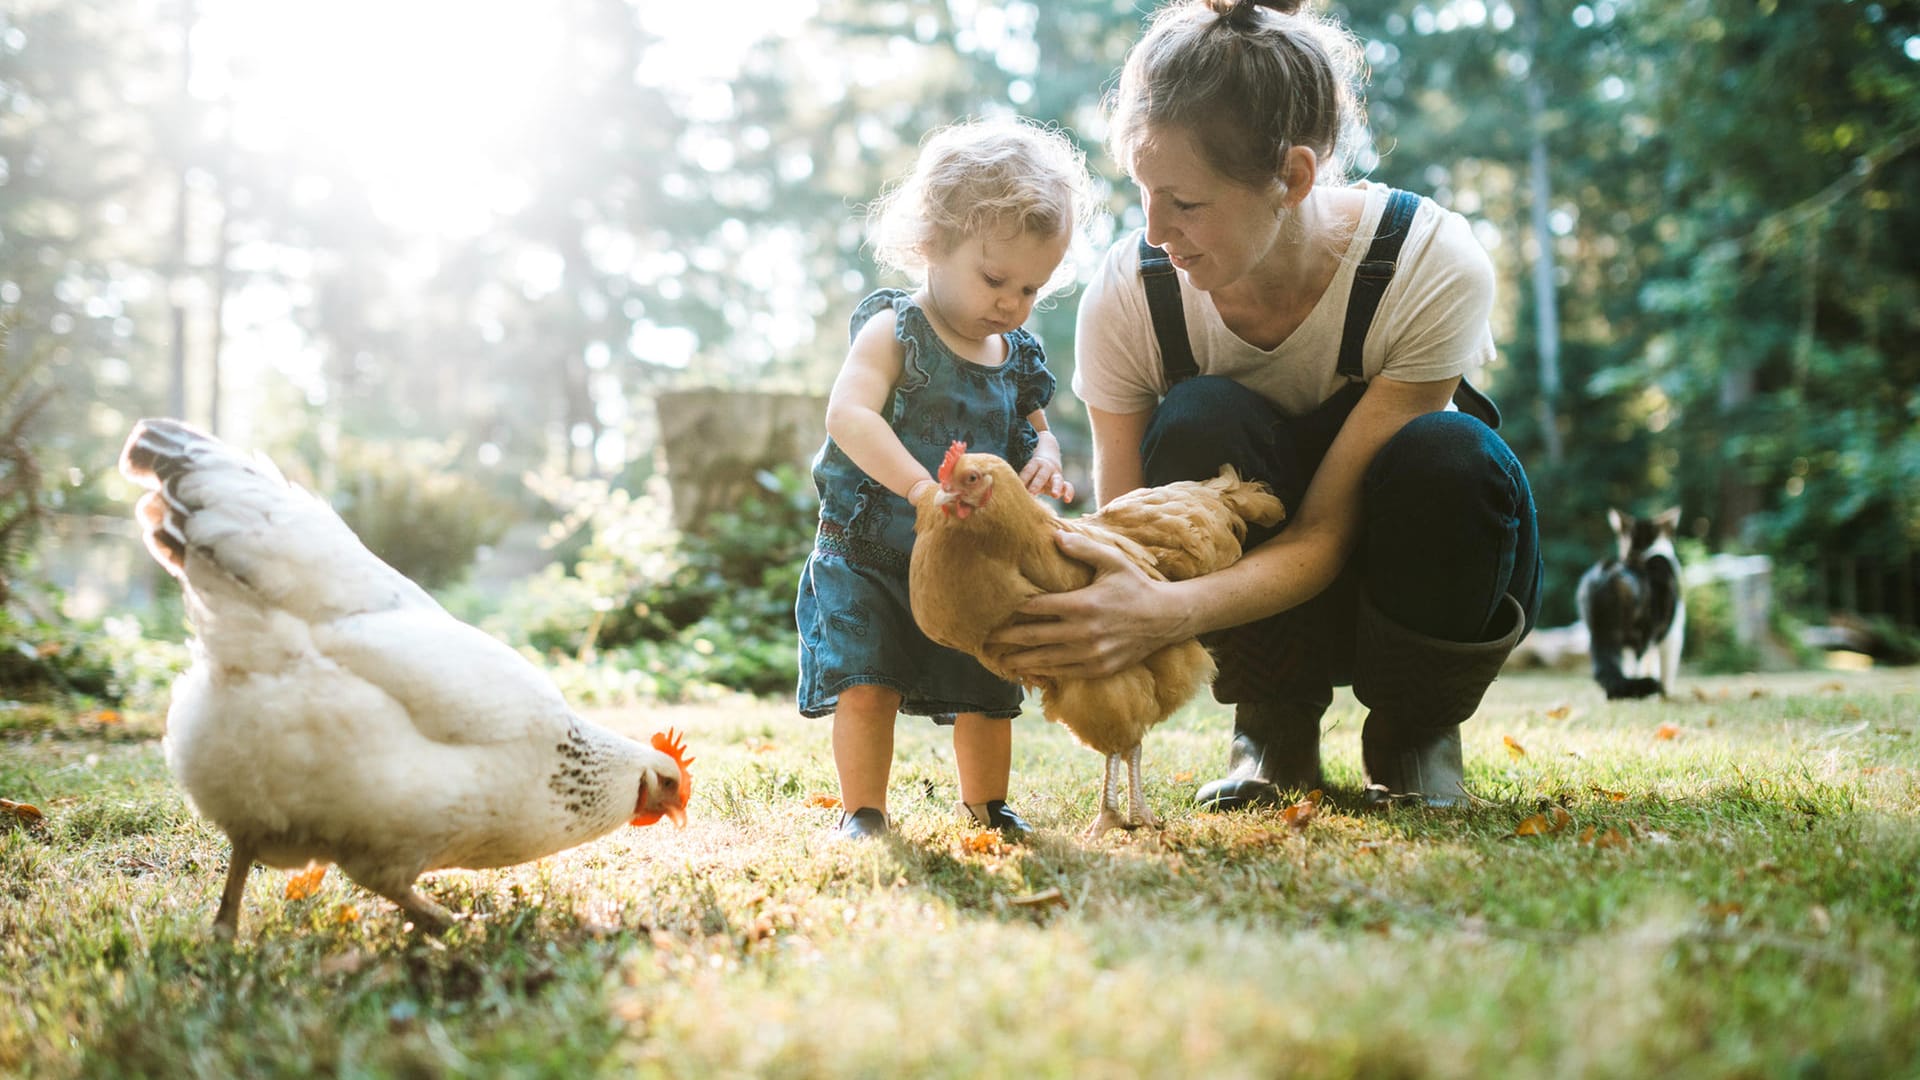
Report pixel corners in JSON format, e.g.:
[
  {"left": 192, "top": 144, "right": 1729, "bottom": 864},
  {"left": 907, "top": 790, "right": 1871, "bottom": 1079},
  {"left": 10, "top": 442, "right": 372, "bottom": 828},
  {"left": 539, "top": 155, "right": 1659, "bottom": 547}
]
[
  {"left": 285, "top": 863, "right": 327, "bottom": 901},
  {"left": 0, "top": 799, "right": 45, "bottom": 825},
  {"left": 805, "top": 793, "right": 842, "bottom": 809},
  {"left": 1691, "top": 687, "right": 1711, "bottom": 702},
  {"left": 1749, "top": 688, "right": 1770, "bottom": 700},
  {"left": 1702, "top": 901, "right": 1745, "bottom": 920},
  {"left": 1010, "top": 887, "right": 1067, "bottom": 910},
  {"left": 95, "top": 710, "right": 122, "bottom": 725},
  {"left": 1281, "top": 789, "right": 1323, "bottom": 832},
  {"left": 1578, "top": 825, "right": 1630, "bottom": 850},
  {"left": 1654, "top": 723, "right": 1681, "bottom": 741},
  {"left": 1545, "top": 704, "right": 1572, "bottom": 721},
  {"left": 334, "top": 905, "right": 360, "bottom": 925},
  {"left": 1503, "top": 735, "right": 1527, "bottom": 760},
  {"left": 1807, "top": 905, "right": 1832, "bottom": 936},
  {"left": 958, "top": 831, "right": 1010, "bottom": 856},
  {"left": 751, "top": 742, "right": 778, "bottom": 754},
  {"left": 1590, "top": 786, "right": 1628, "bottom": 802},
  {"left": 1356, "top": 840, "right": 1390, "bottom": 856},
  {"left": 1515, "top": 805, "right": 1573, "bottom": 838},
  {"left": 1173, "top": 771, "right": 1194, "bottom": 783}
]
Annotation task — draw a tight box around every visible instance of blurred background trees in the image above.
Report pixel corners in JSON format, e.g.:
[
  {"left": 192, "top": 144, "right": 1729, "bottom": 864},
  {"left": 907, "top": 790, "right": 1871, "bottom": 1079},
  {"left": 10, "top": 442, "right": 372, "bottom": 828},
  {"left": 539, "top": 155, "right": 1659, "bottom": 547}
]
[{"left": 3, "top": 0, "right": 1917, "bottom": 702}]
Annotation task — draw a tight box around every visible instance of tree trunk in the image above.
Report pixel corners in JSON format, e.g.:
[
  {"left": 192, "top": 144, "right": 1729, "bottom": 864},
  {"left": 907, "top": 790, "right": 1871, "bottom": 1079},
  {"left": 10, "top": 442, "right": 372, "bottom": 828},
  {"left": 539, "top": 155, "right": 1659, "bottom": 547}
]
[
  {"left": 166, "top": 0, "right": 195, "bottom": 422},
  {"left": 1522, "top": 0, "right": 1563, "bottom": 466}
]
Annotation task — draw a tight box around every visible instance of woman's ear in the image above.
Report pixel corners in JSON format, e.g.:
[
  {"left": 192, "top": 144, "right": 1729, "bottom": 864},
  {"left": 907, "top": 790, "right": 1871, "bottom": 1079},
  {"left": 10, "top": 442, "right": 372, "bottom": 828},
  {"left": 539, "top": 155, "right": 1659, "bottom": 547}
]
[{"left": 1277, "top": 145, "right": 1318, "bottom": 209}]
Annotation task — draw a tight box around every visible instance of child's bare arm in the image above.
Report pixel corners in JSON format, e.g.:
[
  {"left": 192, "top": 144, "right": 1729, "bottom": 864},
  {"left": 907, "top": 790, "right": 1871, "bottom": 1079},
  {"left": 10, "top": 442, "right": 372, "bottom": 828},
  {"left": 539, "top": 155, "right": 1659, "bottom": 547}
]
[
  {"left": 825, "top": 311, "right": 937, "bottom": 505},
  {"left": 1018, "top": 411, "right": 1074, "bottom": 504}
]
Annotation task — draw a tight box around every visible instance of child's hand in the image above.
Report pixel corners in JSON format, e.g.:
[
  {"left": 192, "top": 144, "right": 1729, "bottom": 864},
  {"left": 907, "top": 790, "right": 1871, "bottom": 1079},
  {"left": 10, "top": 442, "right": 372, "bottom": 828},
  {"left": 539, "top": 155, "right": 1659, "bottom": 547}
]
[
  {"left": 1020, "top": 454, "right": 1074, "bottom": 505},
  {"left": 908, "top": 477, "right": 938, "bottom": 506}
]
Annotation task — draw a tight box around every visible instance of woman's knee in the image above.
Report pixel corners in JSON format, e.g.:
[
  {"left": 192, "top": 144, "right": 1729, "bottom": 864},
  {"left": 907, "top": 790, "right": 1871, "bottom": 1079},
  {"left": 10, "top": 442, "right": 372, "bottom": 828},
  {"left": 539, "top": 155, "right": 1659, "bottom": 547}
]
[
  {"left": 1366, "top": 412, "right": 1526, "bottom": 515},
  {"left": 1141, "top": 376, "right": 1281, "bottom": 486}
]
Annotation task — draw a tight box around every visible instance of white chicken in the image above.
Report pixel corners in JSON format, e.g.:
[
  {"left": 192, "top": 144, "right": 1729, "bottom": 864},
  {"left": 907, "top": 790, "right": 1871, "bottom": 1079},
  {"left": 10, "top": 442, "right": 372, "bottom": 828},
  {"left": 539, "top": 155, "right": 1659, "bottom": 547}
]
[{"left": 120, "top": 419, "right": 692, "bottom": 937}]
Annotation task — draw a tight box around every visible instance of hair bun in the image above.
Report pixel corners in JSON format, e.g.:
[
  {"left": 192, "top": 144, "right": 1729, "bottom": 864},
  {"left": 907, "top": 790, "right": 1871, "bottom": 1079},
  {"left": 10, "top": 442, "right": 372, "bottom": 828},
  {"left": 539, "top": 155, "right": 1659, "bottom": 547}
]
[{"left": 1208, "top": 0, "right": 1304, "bottom": 26}]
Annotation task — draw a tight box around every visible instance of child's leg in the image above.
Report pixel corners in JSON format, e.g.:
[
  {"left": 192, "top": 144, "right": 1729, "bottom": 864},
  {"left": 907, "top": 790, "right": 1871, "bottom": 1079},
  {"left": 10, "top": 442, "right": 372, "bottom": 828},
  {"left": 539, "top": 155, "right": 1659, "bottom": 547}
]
[
  {"left": 952, "top": 712, "right": 1011, "bottom": 805},
  {"left": 833, "top": 684, "right": 901, "bottom": 813}
]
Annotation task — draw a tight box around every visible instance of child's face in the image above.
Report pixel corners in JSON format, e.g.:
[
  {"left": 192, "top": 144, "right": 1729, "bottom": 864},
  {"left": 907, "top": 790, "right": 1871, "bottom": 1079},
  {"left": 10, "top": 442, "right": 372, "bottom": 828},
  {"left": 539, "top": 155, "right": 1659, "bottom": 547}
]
[{"left": 921, "top": 225, "right": 1070, "bottom": 344}]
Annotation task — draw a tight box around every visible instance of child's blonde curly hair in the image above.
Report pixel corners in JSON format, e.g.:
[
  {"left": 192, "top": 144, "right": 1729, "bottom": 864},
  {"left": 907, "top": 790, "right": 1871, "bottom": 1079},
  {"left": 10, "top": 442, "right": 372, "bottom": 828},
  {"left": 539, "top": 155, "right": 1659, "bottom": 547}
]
[{"left": 867, "top": 117, "right": 1095, "bottom": 298}]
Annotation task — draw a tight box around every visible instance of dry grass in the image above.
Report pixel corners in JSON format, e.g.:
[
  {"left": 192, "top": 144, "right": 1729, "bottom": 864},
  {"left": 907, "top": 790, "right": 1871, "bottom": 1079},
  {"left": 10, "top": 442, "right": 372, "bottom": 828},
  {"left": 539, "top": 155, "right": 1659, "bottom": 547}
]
[{"left": 3, "top": 668, "right": 1918, "bottom": 1078}]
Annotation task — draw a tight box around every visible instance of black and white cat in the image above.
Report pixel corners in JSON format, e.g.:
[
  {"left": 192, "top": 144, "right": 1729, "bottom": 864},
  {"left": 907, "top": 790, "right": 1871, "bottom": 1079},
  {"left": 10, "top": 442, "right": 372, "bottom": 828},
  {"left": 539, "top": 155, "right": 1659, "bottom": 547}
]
[{"left": 1577, "top": 507, "right": 1685, "bottom": 700}]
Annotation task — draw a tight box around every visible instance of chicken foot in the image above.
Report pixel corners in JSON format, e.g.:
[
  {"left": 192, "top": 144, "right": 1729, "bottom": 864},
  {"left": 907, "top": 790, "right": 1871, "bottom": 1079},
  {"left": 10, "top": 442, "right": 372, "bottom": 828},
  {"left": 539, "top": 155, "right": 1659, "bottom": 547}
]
[
  {"left": 212, "top": 840, "right": 256, "bottom": 940},
  {"left": 345, "top": 865, "right": 456, "bottom": 933}
]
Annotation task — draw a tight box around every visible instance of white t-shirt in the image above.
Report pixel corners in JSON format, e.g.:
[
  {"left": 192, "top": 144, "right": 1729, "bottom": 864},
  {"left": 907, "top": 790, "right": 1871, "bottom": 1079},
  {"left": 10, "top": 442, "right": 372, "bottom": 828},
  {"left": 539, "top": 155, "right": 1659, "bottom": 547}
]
[{"left": 1072, "top": 182, "right": 1496, "bottom": 418}]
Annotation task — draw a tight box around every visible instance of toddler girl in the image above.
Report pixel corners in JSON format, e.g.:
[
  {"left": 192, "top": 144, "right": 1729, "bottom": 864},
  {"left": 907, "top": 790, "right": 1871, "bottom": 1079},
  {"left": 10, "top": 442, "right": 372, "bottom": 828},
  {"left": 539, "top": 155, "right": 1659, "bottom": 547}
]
[{"left": 796, "top": 117, "right": 1092, "bottom": 840}]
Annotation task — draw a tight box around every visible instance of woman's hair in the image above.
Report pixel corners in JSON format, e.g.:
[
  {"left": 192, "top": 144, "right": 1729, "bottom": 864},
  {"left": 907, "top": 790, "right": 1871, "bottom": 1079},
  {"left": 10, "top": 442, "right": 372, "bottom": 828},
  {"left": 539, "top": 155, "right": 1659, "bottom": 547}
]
[
  {"left": 867, "top": 117, "right": 1095, "bottom": 296},
  {"left": 1109, "top": 0, "right": 1368, "bottom": 191}
]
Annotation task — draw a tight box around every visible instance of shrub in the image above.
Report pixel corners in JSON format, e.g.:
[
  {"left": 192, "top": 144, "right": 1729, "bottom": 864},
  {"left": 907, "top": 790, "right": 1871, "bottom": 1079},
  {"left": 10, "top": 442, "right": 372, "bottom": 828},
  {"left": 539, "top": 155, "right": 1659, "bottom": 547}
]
[
  {"left": 492, "top": 465, "right": 816, "bottom": 703},
  {"left": 330, "top": 437, "right": 512, "bottom": 591}
]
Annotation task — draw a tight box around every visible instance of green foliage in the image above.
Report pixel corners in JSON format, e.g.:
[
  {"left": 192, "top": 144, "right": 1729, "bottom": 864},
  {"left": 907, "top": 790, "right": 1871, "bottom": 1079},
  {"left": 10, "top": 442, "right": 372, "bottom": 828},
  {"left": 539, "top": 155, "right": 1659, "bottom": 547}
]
[
  {"left": 490, "top": 466, "right": 816, "bottom": 702},
  {"left": 329, "top": 437, "right": 512, "bottom": 592},
  {"left": 0, "top": 585, "right": 187, "bottom": 708}
]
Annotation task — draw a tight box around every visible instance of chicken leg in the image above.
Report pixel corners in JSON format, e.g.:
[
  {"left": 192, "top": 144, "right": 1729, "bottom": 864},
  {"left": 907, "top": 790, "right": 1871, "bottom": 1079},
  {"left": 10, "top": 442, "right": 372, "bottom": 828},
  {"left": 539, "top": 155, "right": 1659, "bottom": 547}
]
[
  {"left": 212, "top": 840, "right": 256, "bottom": 940},
  {"left": 1086, "top": 753, "right": 1131, "bottom": 838},
  {"left": 1126, "top": 743, "right": 1160, "bottom": 831},
  {"left": 350, "top": 866, "right": 455, "bottom": 933}
]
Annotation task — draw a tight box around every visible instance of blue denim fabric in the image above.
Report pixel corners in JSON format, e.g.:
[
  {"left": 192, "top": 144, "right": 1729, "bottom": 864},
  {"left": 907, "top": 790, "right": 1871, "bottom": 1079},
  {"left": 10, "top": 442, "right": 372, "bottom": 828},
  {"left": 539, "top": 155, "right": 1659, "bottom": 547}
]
[
  {"left": 1140, "top": 375, "right": 1540, "bottom": 694},
  {"left": 795, "top": 550, "right": 1025, "bottom": 723}
]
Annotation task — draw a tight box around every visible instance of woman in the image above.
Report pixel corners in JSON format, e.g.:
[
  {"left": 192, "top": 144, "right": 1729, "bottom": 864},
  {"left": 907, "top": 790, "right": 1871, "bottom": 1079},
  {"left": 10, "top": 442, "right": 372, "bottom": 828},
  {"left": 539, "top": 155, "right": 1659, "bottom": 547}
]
[{"left": 990, "top": 0, "right": 1541, "bottom": 808}]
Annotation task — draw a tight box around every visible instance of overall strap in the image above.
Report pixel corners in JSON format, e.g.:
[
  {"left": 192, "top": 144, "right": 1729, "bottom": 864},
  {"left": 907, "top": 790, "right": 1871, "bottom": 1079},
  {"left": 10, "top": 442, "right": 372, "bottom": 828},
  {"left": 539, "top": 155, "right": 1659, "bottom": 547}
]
[
  {"left": 1339, "top": 188, "right": 1503, "bottom": 427},
  {"left": 1338, "top": 187, "right": 1420, "bottom": 383},
  {"left": 1138, "top": 232, "right": 1198, "bottom": 387}
]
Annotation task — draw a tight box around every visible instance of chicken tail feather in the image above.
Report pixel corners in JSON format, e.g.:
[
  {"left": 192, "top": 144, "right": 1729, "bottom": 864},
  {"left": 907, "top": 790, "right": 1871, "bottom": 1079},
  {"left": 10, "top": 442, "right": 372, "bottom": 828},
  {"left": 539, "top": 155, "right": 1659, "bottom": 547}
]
[{"left": 1210, "top": 465, "right": 1286, "bottom": 529}]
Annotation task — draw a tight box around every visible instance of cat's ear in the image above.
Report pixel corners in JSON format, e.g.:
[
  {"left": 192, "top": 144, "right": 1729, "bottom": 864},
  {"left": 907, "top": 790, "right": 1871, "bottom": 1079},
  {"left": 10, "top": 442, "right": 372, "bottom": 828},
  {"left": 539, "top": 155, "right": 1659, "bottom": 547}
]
[
  {"left": 1653, "top": 506, "right": 1681, "bottom": 534},
  {"left": 1607, "top": 507, "right": 1627, "bottom": 536}
]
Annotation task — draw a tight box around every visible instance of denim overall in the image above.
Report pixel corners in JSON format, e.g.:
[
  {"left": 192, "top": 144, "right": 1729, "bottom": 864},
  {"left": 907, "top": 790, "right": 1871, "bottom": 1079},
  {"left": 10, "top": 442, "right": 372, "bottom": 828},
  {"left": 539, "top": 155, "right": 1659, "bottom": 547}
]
[
  {"left": 1135, "top": 189, "right": 1543, "bottom": 708},
  {"left": 795, "top": 288, "right": 1056, "bottom": 722}
]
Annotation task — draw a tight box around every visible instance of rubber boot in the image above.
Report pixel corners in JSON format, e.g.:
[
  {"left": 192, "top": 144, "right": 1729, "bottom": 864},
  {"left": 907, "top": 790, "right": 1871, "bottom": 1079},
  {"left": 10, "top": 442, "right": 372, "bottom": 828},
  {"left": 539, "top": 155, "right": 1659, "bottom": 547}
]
[
  {"left": 1352, "top": 593, "right": 1526, "bottom": 808},
  {"left": 1194, "top": 694, "right": 1330, "bottom": 811}
]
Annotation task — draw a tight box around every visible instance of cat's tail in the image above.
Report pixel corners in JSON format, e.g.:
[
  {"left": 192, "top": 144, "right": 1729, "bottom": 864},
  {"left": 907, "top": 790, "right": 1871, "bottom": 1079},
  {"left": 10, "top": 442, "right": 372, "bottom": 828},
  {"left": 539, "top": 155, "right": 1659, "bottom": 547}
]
[{"left": 1590, "top": 652, "right": 1663, "bottom": 700}]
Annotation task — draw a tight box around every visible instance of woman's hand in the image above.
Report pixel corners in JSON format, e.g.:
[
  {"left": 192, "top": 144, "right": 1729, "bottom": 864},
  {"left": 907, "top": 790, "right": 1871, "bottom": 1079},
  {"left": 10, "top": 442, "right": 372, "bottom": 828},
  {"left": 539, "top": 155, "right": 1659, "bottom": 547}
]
[
  {"left": 987, "top": 530, "right": 1188, "bottom": 679},
  {"left": 1019, "top": 432, "right": 1075, "bottom": 504}
]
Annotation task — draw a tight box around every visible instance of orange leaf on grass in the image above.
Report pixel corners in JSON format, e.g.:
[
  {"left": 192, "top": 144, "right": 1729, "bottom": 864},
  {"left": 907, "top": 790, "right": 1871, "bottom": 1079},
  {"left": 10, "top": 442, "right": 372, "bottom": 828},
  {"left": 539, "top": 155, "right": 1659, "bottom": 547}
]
[
  {"left": 959, "top": 831, "right": 1011, "bottom": 856},
  {"left": 1281, "top": 789, "right": 1323, "bottom": 832},
  {"left": 1545, "top": 704, "right": 1572, "bottom": 721},
  {"left": 1703, "top": 901, "right": 1745, "bottom": 920},
  {"left": 1, "top": 799, "right": 44, "bottom": 823},
  {"left": 285, "top": 862, "right": 327, "bottom": 901},
  {"left": 1591, "top": 786, "right": 1628, "bottom": 802},
  {"left": 1503, "top": 735, "right": 1527, "bottom": 760},
  {"left": 805, "top": 793, "right": 842, "bottom": 809},
  {"left": 1173, "top": 771, "right": 1194, "bottom": 783},
  {"left": 1515, "top": 805, "right": 1573, "bottom": 837},
  {"left": 1654, "top": 723, "right": 1681, "bottom": 740}
]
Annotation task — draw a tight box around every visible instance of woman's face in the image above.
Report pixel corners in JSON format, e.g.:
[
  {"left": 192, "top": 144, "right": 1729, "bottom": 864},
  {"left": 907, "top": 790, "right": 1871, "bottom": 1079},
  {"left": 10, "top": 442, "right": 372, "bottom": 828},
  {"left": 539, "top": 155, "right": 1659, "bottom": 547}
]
[{"left": 1129, "top": 125, "right": 1288, "bottom": 293}]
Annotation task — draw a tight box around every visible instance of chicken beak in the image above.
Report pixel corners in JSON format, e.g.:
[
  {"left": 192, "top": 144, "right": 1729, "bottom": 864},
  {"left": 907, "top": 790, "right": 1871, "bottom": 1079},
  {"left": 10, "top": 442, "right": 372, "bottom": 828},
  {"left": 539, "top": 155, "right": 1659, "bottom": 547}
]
[{"left": 665, "top": 804, "right": 688, "bottom": 828}]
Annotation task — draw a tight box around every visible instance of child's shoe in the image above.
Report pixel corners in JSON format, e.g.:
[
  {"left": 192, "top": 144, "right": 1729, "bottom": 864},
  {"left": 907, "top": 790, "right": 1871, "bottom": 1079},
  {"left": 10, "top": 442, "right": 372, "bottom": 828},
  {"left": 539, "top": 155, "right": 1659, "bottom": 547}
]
[
  {"left": 963, "top": 800, "right": 1034, "bottom": 842},
  {"left": 835, "top": 807, "right": 890, "bottom": 841}
]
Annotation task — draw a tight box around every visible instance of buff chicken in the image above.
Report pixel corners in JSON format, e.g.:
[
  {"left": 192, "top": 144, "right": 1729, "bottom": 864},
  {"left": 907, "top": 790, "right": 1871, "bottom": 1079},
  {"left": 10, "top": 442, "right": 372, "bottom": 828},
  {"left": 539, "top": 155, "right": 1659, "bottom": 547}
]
[
  {"left": 120, "top": 419, "right": 693, "bottom": 936},
  {"left": 909, "top": 442, "right": 1282, "bottom": 837}
]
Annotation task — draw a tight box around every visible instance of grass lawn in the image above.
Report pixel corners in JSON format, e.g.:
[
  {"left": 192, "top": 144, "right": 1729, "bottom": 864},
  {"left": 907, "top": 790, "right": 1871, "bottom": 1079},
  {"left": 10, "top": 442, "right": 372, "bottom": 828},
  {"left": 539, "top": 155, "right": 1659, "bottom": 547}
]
[{"left": 3, "top": 667, "right": 1918, "bottom": 1078}]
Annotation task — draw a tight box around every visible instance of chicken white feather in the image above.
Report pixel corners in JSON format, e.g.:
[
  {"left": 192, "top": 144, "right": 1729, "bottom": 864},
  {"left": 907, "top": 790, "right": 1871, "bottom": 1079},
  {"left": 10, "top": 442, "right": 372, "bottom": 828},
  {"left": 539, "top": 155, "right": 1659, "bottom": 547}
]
[{"left": 120, "top": 419, "right": 690, "bottom": 937}]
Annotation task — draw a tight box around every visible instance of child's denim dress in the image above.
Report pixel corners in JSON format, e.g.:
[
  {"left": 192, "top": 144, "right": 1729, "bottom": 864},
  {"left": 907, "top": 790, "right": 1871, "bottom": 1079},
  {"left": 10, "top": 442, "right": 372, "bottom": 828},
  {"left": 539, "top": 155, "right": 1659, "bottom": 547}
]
[{"left": 796, "top": 289, "right": 1056, "bottom": 723}]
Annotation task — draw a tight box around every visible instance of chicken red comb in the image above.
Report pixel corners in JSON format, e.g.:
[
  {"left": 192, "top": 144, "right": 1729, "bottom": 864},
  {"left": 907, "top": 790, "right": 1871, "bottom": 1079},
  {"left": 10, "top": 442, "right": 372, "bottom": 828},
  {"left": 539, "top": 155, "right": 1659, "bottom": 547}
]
[
  {"left": 938, "top": 440, "right": 968, "bottom": 485},
  {"left": 633, "top": 727, "right": 694, "bottom": 828}
]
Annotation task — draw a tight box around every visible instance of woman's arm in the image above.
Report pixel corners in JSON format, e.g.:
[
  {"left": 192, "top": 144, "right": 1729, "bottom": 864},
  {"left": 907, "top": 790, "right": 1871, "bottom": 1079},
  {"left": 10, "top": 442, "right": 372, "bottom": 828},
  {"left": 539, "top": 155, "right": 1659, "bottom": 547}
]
[
  {"left": 825, "top": 312, "right": 937, "bottom": 505},
  {"left": 1086, "top": 405, "right": 1150, "bottom": 507},
  {"left": 991, "top": 374, "right": 1458, "bottom": 678}
]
